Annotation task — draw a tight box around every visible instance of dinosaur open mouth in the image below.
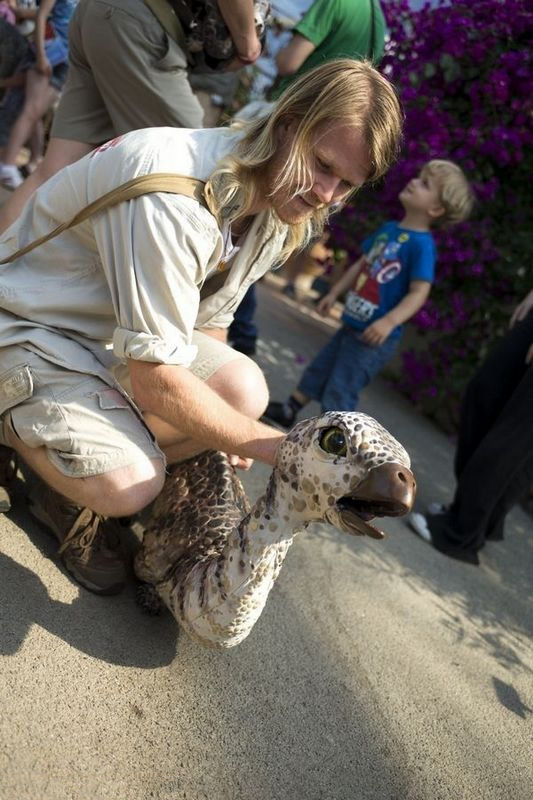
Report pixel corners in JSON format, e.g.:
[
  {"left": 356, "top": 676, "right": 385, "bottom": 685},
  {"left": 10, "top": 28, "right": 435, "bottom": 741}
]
[
  {"left": 327, "top": 462, "right": 416, "bottom": 539},
  {"left": 333, "top": 495, "right": 410, "bottom": 539},
  {"left": 339, "top": 495, "right": 407, "bottom": 518},
  {"left": 334, "top": 497, "right": 384, "bottom": 539}
]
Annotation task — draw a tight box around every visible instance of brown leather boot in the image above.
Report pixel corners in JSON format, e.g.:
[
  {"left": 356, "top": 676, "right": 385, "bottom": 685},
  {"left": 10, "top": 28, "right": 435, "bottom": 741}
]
[
  {"left": 28, "top": 482, "right": 128, "bottom": 595},
  {"left": 0, "top": 445, "right": 17, "bottom": 513}
]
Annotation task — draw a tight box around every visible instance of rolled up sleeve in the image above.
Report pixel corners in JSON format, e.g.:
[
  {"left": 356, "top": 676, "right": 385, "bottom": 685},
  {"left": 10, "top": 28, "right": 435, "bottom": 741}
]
[{"left": 92, "top": 192, "right": 221, "bottom": 367}]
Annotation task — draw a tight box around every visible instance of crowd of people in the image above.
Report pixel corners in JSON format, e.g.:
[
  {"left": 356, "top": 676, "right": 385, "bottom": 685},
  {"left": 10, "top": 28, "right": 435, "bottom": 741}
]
[{"left": 0, "top": 0, "right": 529, "bottom": 610}]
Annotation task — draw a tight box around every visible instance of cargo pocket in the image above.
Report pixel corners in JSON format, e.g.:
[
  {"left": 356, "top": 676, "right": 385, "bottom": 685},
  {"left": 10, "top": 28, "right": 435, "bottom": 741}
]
[
  {"left": 95, "top": 387, "right": 156, "bottom": 444},
  {"left": 96, "top": 387, "right": 131, "bottom": 411},
  {"left": 0, "top": 364, "right": 33, "bottom": 417}
]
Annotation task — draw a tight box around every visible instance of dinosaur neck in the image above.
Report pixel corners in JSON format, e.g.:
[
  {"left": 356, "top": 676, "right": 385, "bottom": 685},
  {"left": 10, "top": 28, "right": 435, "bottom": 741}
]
[
  {"left": 163, "top": 476, "right": 310, "bottom": 648},
  {"left": 241, "top": 490, "right": 308, "bottom": 554}
]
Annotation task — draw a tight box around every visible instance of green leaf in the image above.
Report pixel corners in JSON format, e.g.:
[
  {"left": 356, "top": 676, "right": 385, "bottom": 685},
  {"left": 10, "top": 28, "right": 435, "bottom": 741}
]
[{"left": 439, "top": 53, "right": 461, "bottom": 82}]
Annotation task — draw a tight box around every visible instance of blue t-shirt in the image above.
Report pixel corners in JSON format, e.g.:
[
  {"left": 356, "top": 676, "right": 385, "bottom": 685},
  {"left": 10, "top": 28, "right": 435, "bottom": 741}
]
[
  {"left": 342, "top": 221, "right": 436, "bottom": 339},
  {"left": 47, "top": 0, "right": 77, "bottom": 43}
]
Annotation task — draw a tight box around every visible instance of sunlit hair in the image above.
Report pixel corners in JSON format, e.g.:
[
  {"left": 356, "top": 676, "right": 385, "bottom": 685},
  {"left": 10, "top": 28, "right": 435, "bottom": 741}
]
[
  {"left": 422, "top": 159, "right": 475, "bottom": 227},
  {"left": 206, "top": 59, "right": 403, "bottom": 262}
]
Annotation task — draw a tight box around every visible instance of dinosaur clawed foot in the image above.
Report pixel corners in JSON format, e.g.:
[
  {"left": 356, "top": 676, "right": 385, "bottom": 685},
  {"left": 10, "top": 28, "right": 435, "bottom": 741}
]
[{"left": 135, "top": 581, "right": 163, "bottom": 615}]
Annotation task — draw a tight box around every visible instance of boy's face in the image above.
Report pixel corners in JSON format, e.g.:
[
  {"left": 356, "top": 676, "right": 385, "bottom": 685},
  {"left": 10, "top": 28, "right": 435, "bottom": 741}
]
[{"left": 399, "top": 168, "right": 444, "bottom": 220}]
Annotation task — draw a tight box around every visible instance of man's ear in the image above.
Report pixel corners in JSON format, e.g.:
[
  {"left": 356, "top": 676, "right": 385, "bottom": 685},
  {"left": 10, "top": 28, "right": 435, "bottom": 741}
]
[{"left": 275, "top": 116, "right": 298, "bottom": 146}]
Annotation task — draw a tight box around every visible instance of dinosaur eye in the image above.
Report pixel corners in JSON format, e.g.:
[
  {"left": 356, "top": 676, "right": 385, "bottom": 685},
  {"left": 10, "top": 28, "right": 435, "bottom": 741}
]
[{"left": 319, "top": 426, "right": 347, "bottom": 456}]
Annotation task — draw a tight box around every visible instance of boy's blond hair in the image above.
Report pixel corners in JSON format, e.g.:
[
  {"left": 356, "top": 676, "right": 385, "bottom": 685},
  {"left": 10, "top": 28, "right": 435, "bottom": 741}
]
[{"left": 422, "top": 159, "right": 475, "bottom": 227}]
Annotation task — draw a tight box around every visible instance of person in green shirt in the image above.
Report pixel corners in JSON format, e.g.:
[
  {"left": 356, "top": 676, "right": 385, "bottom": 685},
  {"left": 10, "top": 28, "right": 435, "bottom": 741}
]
[
  {"left": 229, "top": 0, "right": 387, "bottom": 357},
  {"left": 271, "top": 0, "right": 386, "bottom": 99}
]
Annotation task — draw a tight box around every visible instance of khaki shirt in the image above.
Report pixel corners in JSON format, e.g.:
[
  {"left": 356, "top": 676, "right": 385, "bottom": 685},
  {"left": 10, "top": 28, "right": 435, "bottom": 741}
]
[{"left": 0, "top": 127, "right": 288, "bottom": 381}]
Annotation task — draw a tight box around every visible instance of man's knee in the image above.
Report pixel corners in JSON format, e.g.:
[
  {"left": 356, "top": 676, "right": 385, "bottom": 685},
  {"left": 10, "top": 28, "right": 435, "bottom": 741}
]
[
  {"left": 207, "top": 355, "right": 269, "bottom": 419},
  {"left": 85, "top": 458, "right": 166, "bottom": 517}
]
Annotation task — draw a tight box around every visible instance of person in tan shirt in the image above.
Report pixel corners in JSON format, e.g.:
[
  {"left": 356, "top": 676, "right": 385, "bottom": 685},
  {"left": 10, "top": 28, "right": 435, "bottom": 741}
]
[{"left": 0, "top": 59, "right": 402, "bottom": 595}]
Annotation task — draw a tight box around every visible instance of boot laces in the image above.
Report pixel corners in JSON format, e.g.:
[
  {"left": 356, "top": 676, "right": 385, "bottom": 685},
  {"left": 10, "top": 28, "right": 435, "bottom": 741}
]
[{"left": 57, "top": 508, "right": 109, "bottom": 559}]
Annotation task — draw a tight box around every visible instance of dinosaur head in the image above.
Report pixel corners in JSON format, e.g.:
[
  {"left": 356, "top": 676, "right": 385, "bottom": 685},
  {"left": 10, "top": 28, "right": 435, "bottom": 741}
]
[{"left": 273, "top": 411, "right": 416, "bottom": 538}]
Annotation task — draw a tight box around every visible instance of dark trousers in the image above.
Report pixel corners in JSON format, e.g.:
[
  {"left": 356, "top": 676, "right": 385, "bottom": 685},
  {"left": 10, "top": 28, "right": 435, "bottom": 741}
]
[
  {"left": 228, "top": 285, "right": 258, "bottom": 351},
  {"left": 428, "top": 310, "right": 533, "bottom": 563}
]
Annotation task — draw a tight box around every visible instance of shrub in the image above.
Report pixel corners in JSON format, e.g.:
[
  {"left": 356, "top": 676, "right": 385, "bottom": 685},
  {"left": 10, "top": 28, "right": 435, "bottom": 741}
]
[{"left": 330, "top": 0, "right": 532, "bottom": 430}]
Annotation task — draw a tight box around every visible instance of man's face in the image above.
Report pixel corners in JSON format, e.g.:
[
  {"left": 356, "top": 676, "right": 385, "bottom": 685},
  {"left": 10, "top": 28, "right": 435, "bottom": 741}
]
[{"left": 266, "top": 121, "right": 372, "bottom": 224}]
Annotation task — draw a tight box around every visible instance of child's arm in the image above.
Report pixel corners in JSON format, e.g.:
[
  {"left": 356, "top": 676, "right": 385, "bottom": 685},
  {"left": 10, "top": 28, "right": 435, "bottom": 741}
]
[
  {"left": 361, "top": 280, "right": 431, "bottom": 346},
  {"left": 316, "top": 255, "right": 366, "bottom": 316},
  {"left": 34, "top": 0, "right": 57, "bottom": 78}
]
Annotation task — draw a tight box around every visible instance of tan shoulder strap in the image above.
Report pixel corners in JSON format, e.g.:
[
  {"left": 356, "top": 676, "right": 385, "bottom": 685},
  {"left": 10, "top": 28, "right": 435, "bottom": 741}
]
[
  {"left": 143, "top": 0, "right": 188, "bottom": 53},
  {"left": 0, "top": 173, "right": 207, "bottom": 265}
]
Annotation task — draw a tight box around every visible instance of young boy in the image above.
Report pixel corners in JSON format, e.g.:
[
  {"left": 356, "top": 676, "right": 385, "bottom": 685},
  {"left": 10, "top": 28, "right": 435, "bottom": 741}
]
[{"left": 264, "top": 159, "right": 474, "bottom": 428}]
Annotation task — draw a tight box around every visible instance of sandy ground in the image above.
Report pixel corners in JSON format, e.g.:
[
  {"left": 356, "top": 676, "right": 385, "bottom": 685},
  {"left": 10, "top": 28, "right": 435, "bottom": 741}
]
[{"left": 0, "top": 248, "right": 531, "bottom": 800}]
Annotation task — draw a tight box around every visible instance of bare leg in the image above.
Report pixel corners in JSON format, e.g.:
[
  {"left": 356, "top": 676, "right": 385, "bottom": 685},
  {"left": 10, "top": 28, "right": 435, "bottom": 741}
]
[
  {"left": 2, "top": 70, "right": 57, "bottom": 166},
  {"left": 27, "top": 119, "right": 45, "bottom": 172},
  {"left": 4, "top": 424, "right": 164, "bottom": 518},
  {"left": 0, "top": 136, "right": 92, "bottom": 233}
]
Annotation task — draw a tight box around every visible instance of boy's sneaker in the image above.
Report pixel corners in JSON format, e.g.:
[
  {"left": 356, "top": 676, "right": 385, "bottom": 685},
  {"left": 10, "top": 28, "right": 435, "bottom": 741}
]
[
  {"left": 407, "top": 512, "right": 433, "bottom": 543},
  {"left": 427, "top": 501, "right": 448, "bottom": 515},
  {"left": 28, "top": 482, "right": 128, "bottom": 595},
  {"left": 0, "top": 163, "right": 23, "bottom": 190},
  {"left": 0, "top": 445, "right": 17, "bottom": 513},
  {"left": 262, "top": 400, "right": 296, "bottom": 430}
]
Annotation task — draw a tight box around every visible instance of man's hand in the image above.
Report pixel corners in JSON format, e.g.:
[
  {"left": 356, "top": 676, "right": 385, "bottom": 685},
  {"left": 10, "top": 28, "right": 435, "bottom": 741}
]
[
  {"left": 361, "top": 317, "right": 395, "bottom": 347},
  {"left": 128, "top": 360, "right": 285, "bottom": 466}
]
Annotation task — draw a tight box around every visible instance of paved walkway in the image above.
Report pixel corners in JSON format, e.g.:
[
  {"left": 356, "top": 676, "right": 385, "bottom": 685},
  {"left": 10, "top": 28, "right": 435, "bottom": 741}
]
[{"left": 0, "top": 279, "right": 532, "bottom": 800}]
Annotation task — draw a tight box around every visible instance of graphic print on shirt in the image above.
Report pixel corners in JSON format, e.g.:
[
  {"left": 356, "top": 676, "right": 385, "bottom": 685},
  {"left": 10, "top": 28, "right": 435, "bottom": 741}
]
[
  {"left": 344, "top": 232, "right": 409, "bottom": 323},
  {"left": 89, "top": 136, "right": 124, "bottom": 158}
]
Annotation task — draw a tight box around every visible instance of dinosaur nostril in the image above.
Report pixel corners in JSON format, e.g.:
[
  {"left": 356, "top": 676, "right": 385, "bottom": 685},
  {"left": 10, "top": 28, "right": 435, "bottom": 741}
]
[{"left": 398, "top": 471, "right": 408, "bottom": 483}]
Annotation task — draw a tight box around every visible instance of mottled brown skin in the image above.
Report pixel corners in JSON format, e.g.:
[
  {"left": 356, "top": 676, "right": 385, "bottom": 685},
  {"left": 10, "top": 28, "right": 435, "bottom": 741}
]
[{"left": 135, "top": 412, "right": 415, "bottom": 649}]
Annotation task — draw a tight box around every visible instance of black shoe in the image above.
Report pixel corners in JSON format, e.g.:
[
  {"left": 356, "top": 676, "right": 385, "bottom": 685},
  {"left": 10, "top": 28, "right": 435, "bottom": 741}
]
[
  {"left": 262, "top": 401, "right": 296, "bottom": 430},
  {"left": 0, "top": 445, "right": 17, "bottom": 513}
]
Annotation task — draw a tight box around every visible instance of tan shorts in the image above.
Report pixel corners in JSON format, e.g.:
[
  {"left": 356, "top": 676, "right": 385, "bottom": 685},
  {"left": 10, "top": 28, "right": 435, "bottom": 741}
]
[
  {"left": 0, "top": 332, "right": 243, "bottom": 478},
  {"left": 51, "top": 0, "right": 204, "bottom": 144}
]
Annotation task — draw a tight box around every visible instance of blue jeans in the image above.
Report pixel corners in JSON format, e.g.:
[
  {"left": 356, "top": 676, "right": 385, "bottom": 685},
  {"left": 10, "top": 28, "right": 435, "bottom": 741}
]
[
  {"left": 228, "top": 285, "right": 258, "bottom": 350},
  {"left": 297, "top": 324, "right": 399, "bottom": 412}
]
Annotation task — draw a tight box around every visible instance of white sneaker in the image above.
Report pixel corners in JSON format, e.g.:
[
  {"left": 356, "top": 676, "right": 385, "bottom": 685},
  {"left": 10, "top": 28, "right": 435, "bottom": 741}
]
[
  {"left": 17, "top": 20, "right": 35, "bottom": 36},
  {"left": 0, "top": 164, "right": 23, "bottom": 190},
  {"left": 427, "top": 501, "right": 448, "bottom": 515},
  {"left": 407, "top": 512, "right": 433, "bottom": 543}
]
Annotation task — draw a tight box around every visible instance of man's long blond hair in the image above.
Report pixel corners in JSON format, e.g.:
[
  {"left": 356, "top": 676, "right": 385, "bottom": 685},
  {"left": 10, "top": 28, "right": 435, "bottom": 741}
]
[{"left": 207, "top": 59, "right": 403, "bottom": 262}]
